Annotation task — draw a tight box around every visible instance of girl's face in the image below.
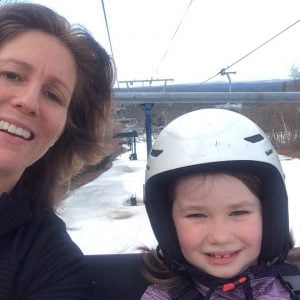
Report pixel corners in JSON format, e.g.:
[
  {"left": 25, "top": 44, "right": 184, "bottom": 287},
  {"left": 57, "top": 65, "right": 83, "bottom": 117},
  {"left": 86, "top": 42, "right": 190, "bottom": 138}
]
[
  {"left": 0, "top": 30, "right": 77, "bottom": 191},
  {"left": 172, "top": 173, "right": 262, "bottom": 279}
]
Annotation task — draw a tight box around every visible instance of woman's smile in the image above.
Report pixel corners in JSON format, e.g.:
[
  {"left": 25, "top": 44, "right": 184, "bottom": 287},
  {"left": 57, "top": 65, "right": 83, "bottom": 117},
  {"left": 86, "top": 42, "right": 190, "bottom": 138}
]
[{"left": 0, "top": 119, "right": 33, "bottom": 140}]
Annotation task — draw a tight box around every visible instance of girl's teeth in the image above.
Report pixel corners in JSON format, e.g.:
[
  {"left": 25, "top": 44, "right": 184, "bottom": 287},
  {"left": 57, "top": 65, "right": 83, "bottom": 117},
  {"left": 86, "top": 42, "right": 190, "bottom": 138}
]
[{"left": 211, "top": 253, "right": 233, "bottom": 258}]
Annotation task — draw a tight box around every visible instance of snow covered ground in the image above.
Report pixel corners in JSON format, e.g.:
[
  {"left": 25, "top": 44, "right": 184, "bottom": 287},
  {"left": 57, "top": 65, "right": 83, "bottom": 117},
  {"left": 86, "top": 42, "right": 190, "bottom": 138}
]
[{"left": 57, "top": 140, "right": 300, "bottom": 255}]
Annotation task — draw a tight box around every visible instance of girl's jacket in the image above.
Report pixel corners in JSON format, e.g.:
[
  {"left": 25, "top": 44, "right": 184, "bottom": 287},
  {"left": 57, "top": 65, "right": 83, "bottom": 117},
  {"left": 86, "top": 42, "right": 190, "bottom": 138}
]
[{"left": 141, "top": 264, "right": 297, "bottom": 299}]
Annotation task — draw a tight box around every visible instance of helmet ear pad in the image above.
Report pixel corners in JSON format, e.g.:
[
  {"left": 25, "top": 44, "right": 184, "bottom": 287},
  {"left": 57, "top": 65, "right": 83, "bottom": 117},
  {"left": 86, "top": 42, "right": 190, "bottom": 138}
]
[
  {"left": 257, "top": 164, "right": 293, "bottom": 263},
  {"left": 145, "top": 161, "right": 292, "bottom": 268},
  {"left": 145, "top": 173, "right": 184, "bottom": 268}
]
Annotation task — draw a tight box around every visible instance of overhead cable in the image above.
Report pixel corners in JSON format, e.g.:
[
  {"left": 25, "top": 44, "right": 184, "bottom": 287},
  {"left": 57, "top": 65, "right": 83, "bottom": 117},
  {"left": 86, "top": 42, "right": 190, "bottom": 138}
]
[
  {"left": 152, "top": 0, "right": 195, "bottom": 78},
  {"left": 101, "top": 0, "right": 119, "bottom": 87},
  {"left": 201, "top": 19, "right": 300, "bottom": 85}
]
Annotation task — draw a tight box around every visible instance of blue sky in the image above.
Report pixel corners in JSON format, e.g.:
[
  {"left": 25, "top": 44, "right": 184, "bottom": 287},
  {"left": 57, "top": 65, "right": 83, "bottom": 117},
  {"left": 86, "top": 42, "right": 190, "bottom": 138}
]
[{"left": 31, "top": 0, "right": 300, "bottom": 84}]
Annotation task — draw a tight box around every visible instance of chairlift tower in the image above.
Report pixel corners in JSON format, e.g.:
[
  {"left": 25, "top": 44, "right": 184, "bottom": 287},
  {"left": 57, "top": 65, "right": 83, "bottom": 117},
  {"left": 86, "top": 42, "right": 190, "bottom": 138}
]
[
  {"left": 119, "top": 78, "right": 174, "bottom": 157},
  {"left": 220, "top": 68, "right": 236, "bottom": 92},
  {"left": 119, "top": 78, "right": 174, "bottom": 92}
]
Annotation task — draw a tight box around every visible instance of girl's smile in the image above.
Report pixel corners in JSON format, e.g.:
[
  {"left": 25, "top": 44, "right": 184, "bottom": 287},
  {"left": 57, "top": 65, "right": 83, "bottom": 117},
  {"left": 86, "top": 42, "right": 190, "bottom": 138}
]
[{"left": 204, "top": 250, "right": 241, "bottom": 265}]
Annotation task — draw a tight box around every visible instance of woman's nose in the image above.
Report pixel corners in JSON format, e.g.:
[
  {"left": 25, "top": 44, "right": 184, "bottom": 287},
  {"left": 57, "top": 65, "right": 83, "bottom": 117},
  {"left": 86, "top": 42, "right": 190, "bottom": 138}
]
[{"left": 12, "top": 85, "right": 40, "bottom": 116}]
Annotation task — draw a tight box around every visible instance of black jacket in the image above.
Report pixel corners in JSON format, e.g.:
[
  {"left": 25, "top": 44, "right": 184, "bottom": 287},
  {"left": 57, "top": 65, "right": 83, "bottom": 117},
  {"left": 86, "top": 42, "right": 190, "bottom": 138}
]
[{"left": 0, "top": 185, "right": 93, "bottom": 299}]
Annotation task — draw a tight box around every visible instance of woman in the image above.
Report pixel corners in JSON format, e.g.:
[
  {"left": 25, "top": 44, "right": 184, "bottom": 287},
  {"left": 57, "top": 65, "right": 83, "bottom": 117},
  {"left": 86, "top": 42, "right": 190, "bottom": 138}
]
[{"left": 0, "top": 2, "right": 115, "bottom": 299}]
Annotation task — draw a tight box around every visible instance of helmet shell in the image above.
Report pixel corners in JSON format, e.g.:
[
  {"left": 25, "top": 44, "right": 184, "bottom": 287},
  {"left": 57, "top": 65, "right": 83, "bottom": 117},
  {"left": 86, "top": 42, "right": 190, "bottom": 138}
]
[{"left": 145, "top": 108, "right": 291, "bottom": 268}]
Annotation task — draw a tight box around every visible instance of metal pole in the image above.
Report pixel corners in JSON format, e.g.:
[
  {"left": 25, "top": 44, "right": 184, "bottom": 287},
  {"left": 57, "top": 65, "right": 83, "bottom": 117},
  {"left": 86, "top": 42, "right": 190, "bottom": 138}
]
[
  {"left": 220, "top": 68, "right": 236, "bottom": 92},
  {"left": 114, "top": 92, "right": 300, "bottom": 104},
  {"left": 226, "top": 73, "right": 232, "bottom": 92},
  {"left": 141, "top": 103, "right": 153, "bottom": 157}
]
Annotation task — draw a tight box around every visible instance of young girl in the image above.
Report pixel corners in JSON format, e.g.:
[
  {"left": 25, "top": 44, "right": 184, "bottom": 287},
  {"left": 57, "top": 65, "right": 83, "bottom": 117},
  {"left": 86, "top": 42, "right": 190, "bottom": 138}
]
[{"left": 142, "top": 108, "right": 297, "bottom": 299}]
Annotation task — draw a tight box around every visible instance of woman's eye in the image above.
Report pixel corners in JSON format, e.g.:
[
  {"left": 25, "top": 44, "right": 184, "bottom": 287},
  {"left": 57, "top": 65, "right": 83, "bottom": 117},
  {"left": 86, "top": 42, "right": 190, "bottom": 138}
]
[
  {"left": 44, "top": 91, "right": 62, "bottom": 104},
  {"left": 3, "top": 71, "right": 22, "bottom": 82}
]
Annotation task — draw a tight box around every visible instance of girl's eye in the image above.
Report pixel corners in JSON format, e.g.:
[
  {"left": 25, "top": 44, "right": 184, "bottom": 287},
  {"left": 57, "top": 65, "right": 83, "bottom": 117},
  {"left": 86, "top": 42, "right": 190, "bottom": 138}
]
[
  {"left": 186, "top": 213, "right": 206, "bottom": 219},
  {"left": 230, "top": 210, "right": 249, "bottom": 216}
]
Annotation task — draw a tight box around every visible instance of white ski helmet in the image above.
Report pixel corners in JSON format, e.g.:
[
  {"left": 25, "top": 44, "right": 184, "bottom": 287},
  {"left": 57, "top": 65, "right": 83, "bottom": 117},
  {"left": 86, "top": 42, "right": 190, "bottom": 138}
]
[{"left": 145, "top": 108, "right": 291, "bottom": 270}]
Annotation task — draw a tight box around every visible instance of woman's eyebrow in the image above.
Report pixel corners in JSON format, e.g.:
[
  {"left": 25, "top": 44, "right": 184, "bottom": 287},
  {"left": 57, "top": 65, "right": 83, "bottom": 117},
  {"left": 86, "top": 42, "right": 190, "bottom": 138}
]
[
  {"left": 0, "top": 58, "right": 33, "bottom": 70},
  {"left": 0, "top": 58, "right": 73, "bottom": 94},
  {"left": 46, "top": 77, "right": 73, "bottom": 95}
]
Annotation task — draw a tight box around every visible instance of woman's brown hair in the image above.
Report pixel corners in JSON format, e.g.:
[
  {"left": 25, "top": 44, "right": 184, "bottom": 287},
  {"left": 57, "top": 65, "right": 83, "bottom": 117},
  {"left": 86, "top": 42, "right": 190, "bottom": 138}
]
[{"left": 0, "top": 3, "right": 115, "bottom": 209}]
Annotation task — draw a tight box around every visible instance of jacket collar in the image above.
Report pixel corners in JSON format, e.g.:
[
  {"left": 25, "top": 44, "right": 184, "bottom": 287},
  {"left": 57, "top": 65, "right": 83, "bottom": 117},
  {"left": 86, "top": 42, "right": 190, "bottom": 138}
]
[{"left": 0, "top": 181, "right": 34, "bottom": 236}]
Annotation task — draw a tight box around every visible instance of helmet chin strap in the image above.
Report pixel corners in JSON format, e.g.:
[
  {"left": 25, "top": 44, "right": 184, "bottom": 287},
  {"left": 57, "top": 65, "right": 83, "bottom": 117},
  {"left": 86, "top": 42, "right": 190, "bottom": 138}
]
[
  {"left": 219, "top": 274, "right": 253, "bottom": 292},
  {"left": 167, "top": 254, "right": 283, "bottom": 298},
  {"left": 168, "top": 270, "right": 255, "bottom": 300},
  {"left": 219, "top": 254, "right": 286, "bottom": 292}
]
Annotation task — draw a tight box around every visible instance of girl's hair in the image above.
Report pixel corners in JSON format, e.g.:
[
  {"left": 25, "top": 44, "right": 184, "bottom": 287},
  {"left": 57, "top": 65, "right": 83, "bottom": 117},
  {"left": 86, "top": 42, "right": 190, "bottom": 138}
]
[
  {"left": 167, "top": 171, "right": 262, "bottom": 206},
  {"left": 142, "top": 171, "right": 262, "bottom": 288},
  {"left": 0, "top": 3, "right": 115, "bottom": 210},
  {"left": 286, "top": 247, "right": 300, "bottom": 269}
]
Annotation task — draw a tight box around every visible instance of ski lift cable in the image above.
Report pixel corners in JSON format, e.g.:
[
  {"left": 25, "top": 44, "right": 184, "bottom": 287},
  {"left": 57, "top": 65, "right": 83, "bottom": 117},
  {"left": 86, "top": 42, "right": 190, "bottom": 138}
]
[
  {"left": 200, "top": 19, "right": 300, "bottom": 85},
  {"left": 101, "top": 0, "right": 119, "bottom": 87},
  {"left": 152, "top": 0, "right": 195, "bottom": 78}
]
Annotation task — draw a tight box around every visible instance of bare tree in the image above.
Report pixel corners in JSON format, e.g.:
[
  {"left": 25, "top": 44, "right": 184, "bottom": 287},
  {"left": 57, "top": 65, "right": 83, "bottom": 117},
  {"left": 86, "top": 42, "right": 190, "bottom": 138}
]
[{"left": 290, "top": 64, "right": 300, "bottom": 80}]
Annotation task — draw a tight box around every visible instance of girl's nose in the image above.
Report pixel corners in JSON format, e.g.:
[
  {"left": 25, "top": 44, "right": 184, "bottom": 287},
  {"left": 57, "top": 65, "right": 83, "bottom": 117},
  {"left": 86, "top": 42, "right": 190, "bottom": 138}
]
[
  {"left": 12, "top": 85, "right": 40, "bottom": 117},
  {"left": 206, "top": 219, "right": 233, "bottom": 245}
]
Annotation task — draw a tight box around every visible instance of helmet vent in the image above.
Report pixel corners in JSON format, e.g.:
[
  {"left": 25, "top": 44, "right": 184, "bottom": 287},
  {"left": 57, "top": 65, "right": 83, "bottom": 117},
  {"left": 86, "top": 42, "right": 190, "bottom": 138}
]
[
  {"left": 265, "top": 149, "right": 273, "bottom": 156},
  {"left": 244, "top": 134, "right": 264, "bottom": 143},
  {"left": 151, "top": 149, "right": 163, "bottom": 157}
]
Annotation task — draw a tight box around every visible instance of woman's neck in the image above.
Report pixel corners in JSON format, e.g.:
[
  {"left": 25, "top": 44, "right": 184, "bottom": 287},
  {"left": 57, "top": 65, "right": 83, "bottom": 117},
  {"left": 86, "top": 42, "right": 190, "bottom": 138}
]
[{"left": 0, "top": 172, "right": 22, "bottom": 196}]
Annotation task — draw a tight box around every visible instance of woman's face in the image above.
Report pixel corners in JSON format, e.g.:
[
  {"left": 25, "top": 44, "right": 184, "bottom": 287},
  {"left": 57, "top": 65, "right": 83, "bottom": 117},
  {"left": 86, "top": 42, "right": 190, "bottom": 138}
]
[
  {"left": 0, "top": 30, "right": 77, "bottom": 188},
  {"left": 172, "top": 173, "right": 262, "bottom": 279}
]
